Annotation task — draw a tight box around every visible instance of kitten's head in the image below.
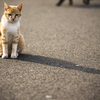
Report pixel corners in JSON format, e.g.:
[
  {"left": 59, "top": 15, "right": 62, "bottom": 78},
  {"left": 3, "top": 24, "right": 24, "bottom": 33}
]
[{"left": 4, "top": 2, "right": 22, "bottom": 23}]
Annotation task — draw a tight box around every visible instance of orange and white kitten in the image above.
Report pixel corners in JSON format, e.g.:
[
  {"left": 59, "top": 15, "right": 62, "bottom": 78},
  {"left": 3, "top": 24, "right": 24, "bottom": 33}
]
[{"left": 0, "top": 2, "right": 24, "bottom": 59}]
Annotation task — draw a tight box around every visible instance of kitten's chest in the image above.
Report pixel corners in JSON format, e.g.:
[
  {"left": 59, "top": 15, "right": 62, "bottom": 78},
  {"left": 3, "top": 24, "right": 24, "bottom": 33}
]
[{"left": 6, "top": 22, "right": 19, "bottom": 34}]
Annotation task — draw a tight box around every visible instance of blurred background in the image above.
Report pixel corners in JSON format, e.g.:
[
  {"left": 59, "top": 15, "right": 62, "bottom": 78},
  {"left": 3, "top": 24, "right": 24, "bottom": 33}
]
[{"left": 0, "top": 0, "right": 100, "bottom": 100}]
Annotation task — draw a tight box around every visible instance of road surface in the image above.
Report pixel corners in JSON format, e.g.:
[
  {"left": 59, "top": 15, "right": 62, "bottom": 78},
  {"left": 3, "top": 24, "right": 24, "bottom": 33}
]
[{"left": 0, "top": 0, "right": 100, "bottom": 100}]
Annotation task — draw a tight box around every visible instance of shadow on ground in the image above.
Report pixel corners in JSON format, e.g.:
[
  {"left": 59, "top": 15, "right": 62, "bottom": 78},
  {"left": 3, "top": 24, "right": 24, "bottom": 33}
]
[
  {"left": 73, "top": 4, "right": 100, "bottom": 9},
  {"left": 61, "top": 4, "right": 100, "bottom": 9},
  {"left": 17, "top": 54, "right": 100, "bottom": 75}
]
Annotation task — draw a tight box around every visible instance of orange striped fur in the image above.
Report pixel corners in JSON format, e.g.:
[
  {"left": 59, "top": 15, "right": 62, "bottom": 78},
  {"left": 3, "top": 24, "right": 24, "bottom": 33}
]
[{"left": 0, "top": 2, "right": 24, "bottom": 58}]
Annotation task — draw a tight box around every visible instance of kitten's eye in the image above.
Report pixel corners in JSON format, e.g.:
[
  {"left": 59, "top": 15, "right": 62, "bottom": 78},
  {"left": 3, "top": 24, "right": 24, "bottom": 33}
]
[
  {"left": 15, "top": 14, "right": 18, "bottom": 16},
  {"left": 8, "top": 14, "right": 12, "bottom": 16}
]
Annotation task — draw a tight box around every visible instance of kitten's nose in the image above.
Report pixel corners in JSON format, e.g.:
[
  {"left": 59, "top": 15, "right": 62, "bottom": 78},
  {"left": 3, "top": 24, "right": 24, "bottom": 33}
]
[{"left": 12, "top": 18, "right": 14, "bottom": 21}]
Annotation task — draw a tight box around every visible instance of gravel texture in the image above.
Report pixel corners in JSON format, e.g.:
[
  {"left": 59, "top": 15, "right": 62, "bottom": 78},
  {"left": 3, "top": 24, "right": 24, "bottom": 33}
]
[{"left": 0, "top": 0, "right": 100, "bottom": 100}]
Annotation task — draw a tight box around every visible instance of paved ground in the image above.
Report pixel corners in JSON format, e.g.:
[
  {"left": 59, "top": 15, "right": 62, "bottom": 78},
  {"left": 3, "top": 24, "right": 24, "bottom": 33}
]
[{"left": 0, "top": 0, "right": 100, "bottom": 100}]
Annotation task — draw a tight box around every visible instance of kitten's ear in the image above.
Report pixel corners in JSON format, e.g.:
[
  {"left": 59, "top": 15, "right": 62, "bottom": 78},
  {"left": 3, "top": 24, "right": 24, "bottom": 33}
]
[
  {"left": 17, "top": 3, "right": 22, "bottom": 12},
  {"left": 4, "top": 2, "right": 11, "bottom": 11}
]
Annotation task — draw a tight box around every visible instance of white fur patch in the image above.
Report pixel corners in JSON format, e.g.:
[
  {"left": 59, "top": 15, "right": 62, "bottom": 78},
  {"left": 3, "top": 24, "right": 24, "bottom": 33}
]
[{"left": 1, "top": 15, "right": 20, "bottom": 34}]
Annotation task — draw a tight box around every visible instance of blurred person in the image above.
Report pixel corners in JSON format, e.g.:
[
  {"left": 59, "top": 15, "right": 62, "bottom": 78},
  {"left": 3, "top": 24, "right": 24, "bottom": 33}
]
[{"left": 56, "top": 0, "right": 90, "bottom": 6}]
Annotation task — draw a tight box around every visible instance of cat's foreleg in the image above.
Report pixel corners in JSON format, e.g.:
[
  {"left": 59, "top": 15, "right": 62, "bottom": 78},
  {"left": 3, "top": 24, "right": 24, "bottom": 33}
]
[
  {"left": 1, "top": 28, "right": 8, "bottom": 58},
  {"left": 11, "top": 35, "right": 19, "bottom": 58},
  {"left": 2, "top": 42, "right": 8, "bottom": 58}
]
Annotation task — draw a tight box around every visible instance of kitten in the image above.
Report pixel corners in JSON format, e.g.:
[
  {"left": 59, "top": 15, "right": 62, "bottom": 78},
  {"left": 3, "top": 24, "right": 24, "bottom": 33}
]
[{"left": 0, "top": 2, "right": 24, "bottom": 59}]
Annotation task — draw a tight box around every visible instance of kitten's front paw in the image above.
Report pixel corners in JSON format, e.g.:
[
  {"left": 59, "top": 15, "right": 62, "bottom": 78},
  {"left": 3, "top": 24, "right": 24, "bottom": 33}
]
[
  {"left": 11, "top": 53, "right": 18, "bottom": 59},
  {"left": 2, "top": 54, "right": 8, "bottom": 59}
]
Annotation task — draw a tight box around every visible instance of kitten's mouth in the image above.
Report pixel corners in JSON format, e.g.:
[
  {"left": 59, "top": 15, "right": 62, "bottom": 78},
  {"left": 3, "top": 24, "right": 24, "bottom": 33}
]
[
  {"left": 11, "top": 19, "right": 17, "bottom": 22},
  {"left": 12, "top": 19, "right": 15, "bottom": 21},
  {"left": 8, "top": 20, "right": 16, "bottom": 23}
]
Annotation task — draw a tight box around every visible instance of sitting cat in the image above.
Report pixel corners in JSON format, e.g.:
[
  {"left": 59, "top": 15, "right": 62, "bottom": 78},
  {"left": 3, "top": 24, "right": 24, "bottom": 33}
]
[
  {"left": 0, "top": 2, "right": 24, "bottom": 59},
  {"left": 56, "top": 0, "right": 90, "bottom": 6}
]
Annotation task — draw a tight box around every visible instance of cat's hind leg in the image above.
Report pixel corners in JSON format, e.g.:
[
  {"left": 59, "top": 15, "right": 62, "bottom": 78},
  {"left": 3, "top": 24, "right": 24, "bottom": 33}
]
[
  {"left": 17, "top": 33, "right": 25, "bottom": 55},
  {"left": 0, "top": 29, "right": 3, "bottom": 57},
  {"left": 0, "top": 23, "right": 2, "bottom": 56},
  {"left": 0, "top": 39, "right": 2, "bottom": 57}
]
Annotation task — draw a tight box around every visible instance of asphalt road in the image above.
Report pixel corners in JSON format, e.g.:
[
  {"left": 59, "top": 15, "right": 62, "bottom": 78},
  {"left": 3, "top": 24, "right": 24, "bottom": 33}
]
[{"left": 0, "top": 0, "right": 100, "bottom": 100}]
